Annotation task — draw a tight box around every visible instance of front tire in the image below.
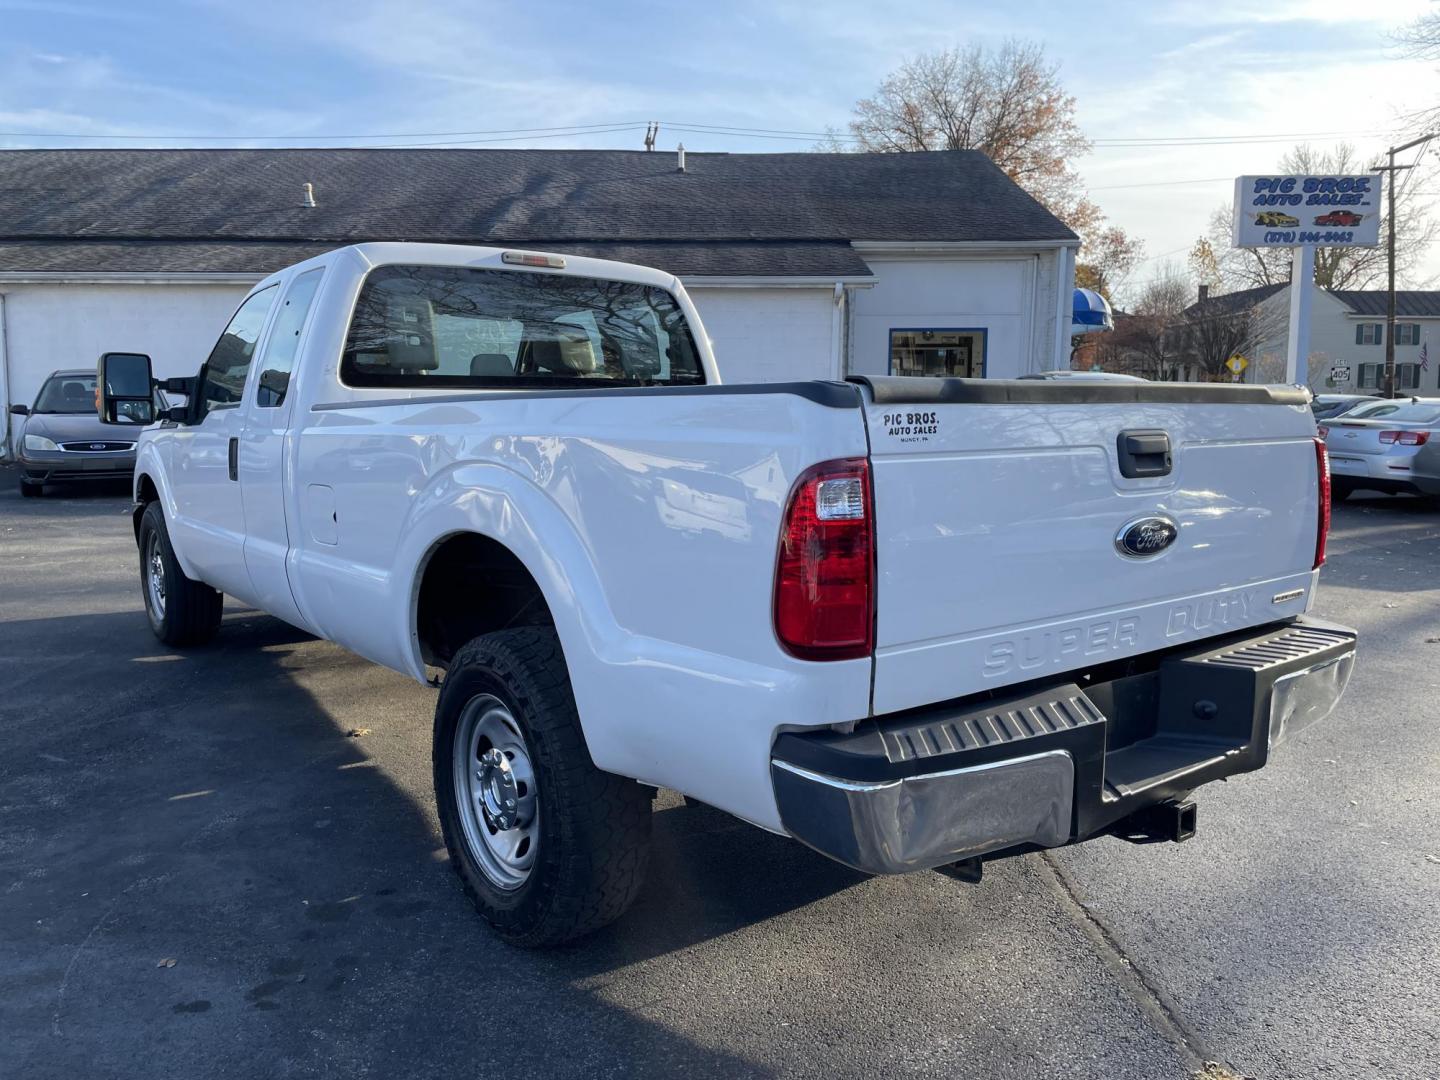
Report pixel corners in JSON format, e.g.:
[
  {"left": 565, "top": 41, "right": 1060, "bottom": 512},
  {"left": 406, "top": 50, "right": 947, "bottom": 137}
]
[
  {"left": 138, "top": 501, "right": 223, "bottom": 647},
  {"left": 433, "top": 627, "right": 652, "bottom": 947},
  {"left": 18, "top": 478, "right": 42, "bottom": 497}
]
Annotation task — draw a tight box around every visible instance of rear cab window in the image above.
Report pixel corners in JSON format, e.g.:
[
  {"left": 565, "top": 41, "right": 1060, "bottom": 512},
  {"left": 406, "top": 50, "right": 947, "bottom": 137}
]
[{"left": 339, "top": 264, "right": 704, "bottom": 389}]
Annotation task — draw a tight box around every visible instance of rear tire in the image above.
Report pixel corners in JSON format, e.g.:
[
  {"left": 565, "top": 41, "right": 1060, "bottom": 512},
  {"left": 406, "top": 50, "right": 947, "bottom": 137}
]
[
  {"left": 1331, "top": 480, "right": 1356, "bottom": 502},
  {"left": 433, "top": 627, "right": 652, "bottom": 947},
  {"left": 18, "top": 478, "right": 42, "bottom": 497},
  {"left": 138, "top": 501, "right": 223, "bottom": 647}
]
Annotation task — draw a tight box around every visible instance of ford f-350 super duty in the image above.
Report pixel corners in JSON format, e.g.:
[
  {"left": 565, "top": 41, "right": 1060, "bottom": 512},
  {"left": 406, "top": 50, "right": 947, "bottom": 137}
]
[{"left": 98, "top": 243, "right": 1356, "bottom": 946}]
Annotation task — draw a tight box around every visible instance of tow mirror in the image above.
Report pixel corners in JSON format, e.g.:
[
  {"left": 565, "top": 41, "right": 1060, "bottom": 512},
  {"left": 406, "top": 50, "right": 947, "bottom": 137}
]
[{"left": 98, "top": 351, "right": 155, "bottom": 424}]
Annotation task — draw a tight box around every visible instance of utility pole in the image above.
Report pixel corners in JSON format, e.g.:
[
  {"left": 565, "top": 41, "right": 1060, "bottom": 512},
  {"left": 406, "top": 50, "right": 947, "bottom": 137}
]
[{"left": 1372, "top": 133, "right": 1434, "bottom": 397}]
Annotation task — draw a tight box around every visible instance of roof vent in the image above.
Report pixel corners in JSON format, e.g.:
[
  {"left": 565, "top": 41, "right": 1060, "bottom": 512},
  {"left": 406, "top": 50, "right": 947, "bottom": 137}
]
[
  {"left": 302, "top": 182, "right": 317, "bottom": 208},
  {"left": 677, "top": 144, "right": 686, "bottom": 173}
]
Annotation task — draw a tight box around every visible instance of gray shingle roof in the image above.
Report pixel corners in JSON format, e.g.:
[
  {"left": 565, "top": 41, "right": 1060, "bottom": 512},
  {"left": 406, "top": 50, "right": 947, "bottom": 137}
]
[
  {"left": 1182, "top": 282, "right": 1287, "bottom": 318},
  {"left": 0, "top": 238, "right": 872, "bottom": 277},
  {"left": 0, "top": 148, "right": 1074, "bottom": 277},
  {"left": 1331, "top": 290, "right": 1440, "bottom": 318}
]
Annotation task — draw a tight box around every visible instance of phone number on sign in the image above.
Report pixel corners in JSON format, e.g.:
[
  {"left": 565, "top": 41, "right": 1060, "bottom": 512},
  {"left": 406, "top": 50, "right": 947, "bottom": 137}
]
[{"left": 1262, "top": 230, "right": 1356, "bottom": 244}]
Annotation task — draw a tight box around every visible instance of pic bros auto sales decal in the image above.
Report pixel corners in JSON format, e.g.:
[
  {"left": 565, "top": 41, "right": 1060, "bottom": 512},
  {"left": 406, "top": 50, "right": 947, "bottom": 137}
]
[
  {"left": 1232, "top": 174, "right": 1382, "bottom": 249},
  {"left": 881, "top": 410, "right": 939, "bottom": 443}
]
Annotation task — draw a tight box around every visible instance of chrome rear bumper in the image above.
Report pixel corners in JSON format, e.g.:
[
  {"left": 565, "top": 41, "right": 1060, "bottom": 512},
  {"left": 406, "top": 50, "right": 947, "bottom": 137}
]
[
  {"left": 772, "top": 751, "right": 1074, "bottom": 875},
  {"left": 771, "top": 618, "right": 1356, "bottom": 876}
]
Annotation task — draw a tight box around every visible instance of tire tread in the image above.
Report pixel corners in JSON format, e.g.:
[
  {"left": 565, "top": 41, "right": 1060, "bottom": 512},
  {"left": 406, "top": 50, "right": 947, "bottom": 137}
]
[
  {"left": 435, "top": 627, "right": 651, "bottom": 947},
  {"left": 139, "top": 502, "right": 223, "bottom": 647}
]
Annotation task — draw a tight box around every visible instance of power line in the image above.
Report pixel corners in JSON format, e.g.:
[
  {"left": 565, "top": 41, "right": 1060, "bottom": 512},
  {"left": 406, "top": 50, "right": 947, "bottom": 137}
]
[
  {"left": 366, "top": 125, "right": 646, "bottom": 148},
  {"left": 0, "top": 119, "right": 1409, "bottom": 148},
  {"left": 0, "top": 120, "right": 648, "bottom": 141},
  {"left": 1089, "top": 176, "right": 1232, "bottom": 191}
]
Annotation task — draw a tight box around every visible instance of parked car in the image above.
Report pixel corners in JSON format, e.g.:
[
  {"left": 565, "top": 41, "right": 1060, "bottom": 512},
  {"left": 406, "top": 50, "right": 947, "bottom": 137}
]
[
  {"left": 9, "top": 369, "right": 161, "bottom": 497},
  {"left": 1018, "top": 370, "right": 1148, "bottom": 382},
  {"left": 1314, "top": 211, "right": 1363, "bottom": 227},
  {"left": 1320, "top": 401, "right": 1440, "bottom": 499},
  {"left": 1336, "top": 396, "right": 1439, "bottom": 423},
  {"left": 1311, "top": 394, "right": 1378, "bottom": 420},
  {"left": 99, "top": 243, "right": 1356, "bottom": 946},
  {"left": 1256, "top": 211, "right": 1300, "bottom": 228}
]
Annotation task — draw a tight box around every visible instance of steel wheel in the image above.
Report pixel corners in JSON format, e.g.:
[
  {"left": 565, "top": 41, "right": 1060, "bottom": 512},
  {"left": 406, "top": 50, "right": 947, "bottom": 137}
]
[
  {"left": 452, "top": 693, "right": 540, "bottom": 891},
  {"left": 144, "top": 531, "right": 167, "bottom": 627}
]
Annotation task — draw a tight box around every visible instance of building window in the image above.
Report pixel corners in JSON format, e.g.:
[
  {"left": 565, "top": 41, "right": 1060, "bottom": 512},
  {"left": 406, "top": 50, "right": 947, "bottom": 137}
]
[
  {"left": 889, "top": 329, "right": 986, "bottom": 378},
  {"left": 1394, "top": 323, "right": 1422, "bottom": 346},
  {"left": 1355, "top": 323, "right": 1383, "bottom": 345},
  {"left": 1358, "top": 362, "right": 1420, "bottom": 389}
]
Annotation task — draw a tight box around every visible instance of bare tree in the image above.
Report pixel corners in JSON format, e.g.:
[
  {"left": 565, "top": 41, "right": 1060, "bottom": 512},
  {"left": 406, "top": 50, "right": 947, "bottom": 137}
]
[
  {"left": 1187, "top": 238, "right": 1223, "bottom": 296},
  {"left": 1397, "top": 10, "right": 1440, "bottom": 132},
  {"left": 1177, "top": 302, "right": 1255, "bottom": 382},
  {"left": 1208, "top": 142, "right": 1435, "bottom": 291},
  {"left": 844, "top": 40, "right": 1141, "bottom": 296},
  {"left": 1075, "top": 225, "right": 1145, "bottom": 301},
  {"left": 1122, "top": 268, "right": 1193, "bottom": 379}
]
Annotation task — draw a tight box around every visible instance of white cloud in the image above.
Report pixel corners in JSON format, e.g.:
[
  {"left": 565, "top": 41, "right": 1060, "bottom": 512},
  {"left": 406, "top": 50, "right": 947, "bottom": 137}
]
[{"left": 1149, "top": 0, "right": 1431, "bottom": 25}]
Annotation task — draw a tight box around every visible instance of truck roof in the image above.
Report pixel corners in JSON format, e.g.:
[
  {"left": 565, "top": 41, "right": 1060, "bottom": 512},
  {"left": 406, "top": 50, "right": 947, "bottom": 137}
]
[{"left": 264, "top": 242, "right": 683, "bottom": 293}]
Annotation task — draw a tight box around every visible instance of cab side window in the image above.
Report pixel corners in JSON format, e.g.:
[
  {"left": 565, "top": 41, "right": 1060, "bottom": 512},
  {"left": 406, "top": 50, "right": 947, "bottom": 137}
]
[
  {"left": 256, "top": 269, "right": 324, "bottom": 408},
  {"left": 199, "top": 285, "right": 278, "bottom": 414}
]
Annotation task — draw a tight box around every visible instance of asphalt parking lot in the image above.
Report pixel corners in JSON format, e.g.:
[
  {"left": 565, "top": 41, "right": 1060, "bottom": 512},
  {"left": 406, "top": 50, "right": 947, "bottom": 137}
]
[{"left": 1, "top": 470, "right": 1436, "bottom": 1080}]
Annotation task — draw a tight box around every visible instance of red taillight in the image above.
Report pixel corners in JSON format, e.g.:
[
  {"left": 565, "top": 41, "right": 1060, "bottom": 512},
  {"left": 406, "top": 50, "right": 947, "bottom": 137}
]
[
  {"left": 774, "top": 458, "right": 874, "bottom": 660},
  {"left": 1313, "top": 436, "right": 1330, "bottom": 570},
  {"left": 1379, "top": 429, "right": 1429, "bottom": 446}
]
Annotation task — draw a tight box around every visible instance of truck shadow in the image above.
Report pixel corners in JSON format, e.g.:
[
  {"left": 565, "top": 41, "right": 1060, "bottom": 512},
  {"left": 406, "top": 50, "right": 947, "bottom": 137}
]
[{"left": 0, "top": 606, "right": 861, "bottom": 1079}]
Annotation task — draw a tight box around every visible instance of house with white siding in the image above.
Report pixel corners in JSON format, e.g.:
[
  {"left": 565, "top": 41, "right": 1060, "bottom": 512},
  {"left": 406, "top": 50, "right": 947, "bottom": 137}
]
[
  {"left": 0, "top": 148, "right": 1079, "bottom": 456},
  {"left": 1199, "top": 282, "right": 1440, "bottom": 392}
]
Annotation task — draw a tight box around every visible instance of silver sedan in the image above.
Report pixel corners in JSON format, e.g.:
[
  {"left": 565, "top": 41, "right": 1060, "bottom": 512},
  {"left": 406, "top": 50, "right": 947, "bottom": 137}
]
[{"left": 1322, "top": 400, "right": 1440, "bottom": 500}]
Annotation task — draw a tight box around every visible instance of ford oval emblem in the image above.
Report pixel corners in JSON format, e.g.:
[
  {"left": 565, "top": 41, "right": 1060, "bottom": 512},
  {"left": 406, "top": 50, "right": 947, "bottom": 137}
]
[{"left": 1115, "top": 516, "right": 1178, "bottom": 559}]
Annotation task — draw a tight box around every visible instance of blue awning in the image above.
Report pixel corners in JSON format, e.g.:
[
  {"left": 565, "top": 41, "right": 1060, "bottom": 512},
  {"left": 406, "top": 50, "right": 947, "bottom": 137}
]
[{"left": 1072, "top": 287, "right": 1113, "bottom": 335}]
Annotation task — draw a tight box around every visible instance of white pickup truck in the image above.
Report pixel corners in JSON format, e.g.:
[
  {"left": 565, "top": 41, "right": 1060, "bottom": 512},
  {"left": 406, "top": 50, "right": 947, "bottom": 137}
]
[{"left": 99, "top": 243, "right": 1357, "bottom": 946}]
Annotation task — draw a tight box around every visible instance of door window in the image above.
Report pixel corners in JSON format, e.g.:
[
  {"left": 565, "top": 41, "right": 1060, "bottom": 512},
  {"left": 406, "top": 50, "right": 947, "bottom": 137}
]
[
  {"left": 890, "top": 329, "right": 986, "bottom": 378},
  {"left": 198, "top": 285, "right": 278, "bottom": 414},
  {"left": 256, "top": 270, "right": 324, "bottom": 408}
]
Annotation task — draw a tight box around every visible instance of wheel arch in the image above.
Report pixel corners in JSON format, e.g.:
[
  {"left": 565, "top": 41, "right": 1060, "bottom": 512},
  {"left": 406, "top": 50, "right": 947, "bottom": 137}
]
[
  {"left": 392, "top": 463, "right": 625, "bottom": 723},
  {"left": 411, "top": 530, "right": 557, "bottom": 670}
]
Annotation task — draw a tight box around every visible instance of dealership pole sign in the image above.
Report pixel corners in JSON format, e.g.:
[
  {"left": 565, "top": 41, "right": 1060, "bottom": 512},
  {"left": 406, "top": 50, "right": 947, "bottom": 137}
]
[
  {"left": 1232, "top": 174, "right": 1382, "bottom": 248},
  {"left": 1231, "top": 172, "right": 1383, "bottom": 386}
]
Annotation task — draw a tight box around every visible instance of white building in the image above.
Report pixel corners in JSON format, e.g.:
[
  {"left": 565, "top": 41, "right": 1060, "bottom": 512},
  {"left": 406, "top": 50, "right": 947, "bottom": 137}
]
[
  {"left": 1205, "top": 283, "right": 1440, "bottom": 392},
  {"left": 0, "top": 148, "right": 1078, "bottom": 456}
]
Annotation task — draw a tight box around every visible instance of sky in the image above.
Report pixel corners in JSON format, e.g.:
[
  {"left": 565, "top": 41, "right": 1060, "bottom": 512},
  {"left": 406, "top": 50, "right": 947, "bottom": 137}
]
[{"left": 1, "top": 0, "right": 1436, "bottom": 298}]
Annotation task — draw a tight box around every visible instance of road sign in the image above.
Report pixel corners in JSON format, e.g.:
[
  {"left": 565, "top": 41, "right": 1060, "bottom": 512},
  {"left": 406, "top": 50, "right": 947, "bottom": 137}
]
[
  {"left": 1331, "top": 366, "right": 1350, "bottom": 384},
  {"left": 1225, "top": 354, "right": 1249, "bottom": 375}
]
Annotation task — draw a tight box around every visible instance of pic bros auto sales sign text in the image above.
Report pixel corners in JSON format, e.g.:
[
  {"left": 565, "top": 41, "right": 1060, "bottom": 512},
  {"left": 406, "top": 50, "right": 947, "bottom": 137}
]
[{"left": 1232, "top": 174, "right": 1382, "bottom": 249}]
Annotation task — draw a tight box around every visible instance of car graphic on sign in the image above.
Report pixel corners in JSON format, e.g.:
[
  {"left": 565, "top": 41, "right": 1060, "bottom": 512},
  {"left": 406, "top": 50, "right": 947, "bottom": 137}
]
[
  {"left": 1313, "top": 210, "right": 1363, "bottom": 227},
  {"left": 1255, "top": 211, "right": 1300, "bottom": 228}
]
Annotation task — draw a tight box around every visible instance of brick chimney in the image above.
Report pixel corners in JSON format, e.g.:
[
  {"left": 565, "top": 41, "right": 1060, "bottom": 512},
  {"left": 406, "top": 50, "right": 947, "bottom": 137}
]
[{"left": 1197, "top": 284, "right": 1209, "bottom": 303}]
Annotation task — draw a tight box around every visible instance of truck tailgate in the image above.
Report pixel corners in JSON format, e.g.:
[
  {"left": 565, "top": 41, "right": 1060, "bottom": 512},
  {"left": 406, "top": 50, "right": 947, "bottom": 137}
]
[{"left": 856, "top": 378, "right": 1322, "bottom": 714}]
